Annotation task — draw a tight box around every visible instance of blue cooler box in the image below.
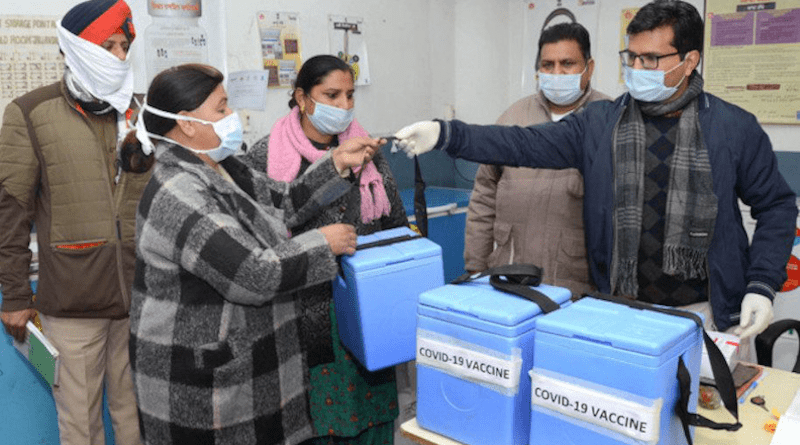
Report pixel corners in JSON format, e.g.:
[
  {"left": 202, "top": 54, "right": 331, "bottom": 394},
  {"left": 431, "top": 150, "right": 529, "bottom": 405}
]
[
  {"left": 416, "top": 277, "right": 572, "bottom": 445},
  {"left": 529, "top": 297, "right": 703, "bottom": 445},
  {"left": 333, "top": 226, "right": 444, "bottom": 371}
]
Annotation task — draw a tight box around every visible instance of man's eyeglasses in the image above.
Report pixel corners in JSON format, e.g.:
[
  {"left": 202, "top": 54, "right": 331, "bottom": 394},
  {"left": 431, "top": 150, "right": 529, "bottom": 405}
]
[{"left": 619, "top": 50, "right": 681, "bottom": 69}]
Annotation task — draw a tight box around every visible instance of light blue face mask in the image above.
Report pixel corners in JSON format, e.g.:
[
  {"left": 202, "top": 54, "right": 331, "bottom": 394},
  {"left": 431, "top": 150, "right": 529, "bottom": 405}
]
[
  {"left": 307, "top": 97, "right": 355, "bottom": 135},
  {"left": 623, "top": 61, "right": 685, "bottom": 103},
  {"left": 538, "top": 68, "right": 587, "bottom": 106},
  {"left": 136, "top": 101, "right": 243, "bottom": 162}
]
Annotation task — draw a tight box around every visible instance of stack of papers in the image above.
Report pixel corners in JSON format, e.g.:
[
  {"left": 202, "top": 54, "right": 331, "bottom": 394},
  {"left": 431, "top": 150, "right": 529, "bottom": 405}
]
[{"left": 772, "top": 388, "right": 800, "bottom": 444}]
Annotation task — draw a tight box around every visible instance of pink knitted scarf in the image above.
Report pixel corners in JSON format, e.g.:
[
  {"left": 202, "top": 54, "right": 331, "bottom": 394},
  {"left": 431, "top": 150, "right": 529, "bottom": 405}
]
[{"left": 267, "top": 107, "right": 391, "bottom": 224}]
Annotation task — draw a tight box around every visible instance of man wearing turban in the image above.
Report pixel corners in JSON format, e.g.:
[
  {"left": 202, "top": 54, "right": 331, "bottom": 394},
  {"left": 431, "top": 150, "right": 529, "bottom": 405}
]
[{"left": 0, "top": 1, "right": 146, "bottom": 444}]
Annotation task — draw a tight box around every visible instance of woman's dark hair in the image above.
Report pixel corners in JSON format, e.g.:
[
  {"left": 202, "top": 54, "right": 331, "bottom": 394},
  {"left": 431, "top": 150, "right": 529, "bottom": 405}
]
[
  {"left": 288, "top": 54, "right": 353, "bottom": 109},
  {"left": 120, "top": 64, "right": 224, "bottom": 173},
  {"left": 627, "top": 0, "right": 704, "bottom": 57},
  {"left": 536, "top": 22, "right": 592, "bottom": 69}
]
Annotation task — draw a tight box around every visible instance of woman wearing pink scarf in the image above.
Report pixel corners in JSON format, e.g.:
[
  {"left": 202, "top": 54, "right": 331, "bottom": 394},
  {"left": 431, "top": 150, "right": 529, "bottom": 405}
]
[{"left": 241, "top": 55, "right": 408, "bottom": 445}]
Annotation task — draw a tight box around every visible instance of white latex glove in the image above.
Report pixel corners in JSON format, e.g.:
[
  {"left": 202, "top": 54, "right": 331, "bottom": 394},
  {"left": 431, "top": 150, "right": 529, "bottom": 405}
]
[
  {"left": 735, "top": 293, "right": 773, "bottom": 339},
  {"left": 394, "top": 121, "right": 440, "bottom": 158}
]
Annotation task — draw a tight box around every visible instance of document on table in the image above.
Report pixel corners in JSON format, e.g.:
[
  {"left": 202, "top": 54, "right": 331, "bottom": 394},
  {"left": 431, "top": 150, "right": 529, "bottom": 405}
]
[{"left": 772, "top": 388, "right": 800, "bottom": 444}]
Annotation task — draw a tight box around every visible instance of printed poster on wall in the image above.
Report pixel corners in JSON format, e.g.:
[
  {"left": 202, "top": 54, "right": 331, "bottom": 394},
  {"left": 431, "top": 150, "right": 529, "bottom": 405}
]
[
  {"left": 328, "top": 15, "right": 371, "bottom": 86},
  {"left": 703, "top": 0, "right": 800, "bottom": 124},
  {"left": 520, "top": 1, "right": 600, "bottom": 97},
  {"left": 0, "top": 15, "right": 63, "bottom": 122},
  {"left": 257, "top": 11, "right": 302, "bottom": 89}
]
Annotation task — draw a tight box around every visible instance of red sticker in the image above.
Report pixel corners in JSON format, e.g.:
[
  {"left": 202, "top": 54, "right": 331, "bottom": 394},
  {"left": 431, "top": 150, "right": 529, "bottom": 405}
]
[{"left": 781, "top": 255, "right": 800, "bottom": 292}]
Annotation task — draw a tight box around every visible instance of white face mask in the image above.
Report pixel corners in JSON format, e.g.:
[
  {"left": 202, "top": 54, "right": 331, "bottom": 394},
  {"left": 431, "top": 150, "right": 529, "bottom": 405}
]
[
  {"left": 56, "top": 21, "right": 133, "bottom": 114},
  {"left": 307, "top": 97, "right": 355, "bottom": 135},
  {"left": 538, "top": 66, "right": 587, "bottom": 106},
  {"left": 623, "top": 61, "right": 686, "bottom": 103},
  {"left": 136, "top": 100, "right": 243, "bottom": 162}
]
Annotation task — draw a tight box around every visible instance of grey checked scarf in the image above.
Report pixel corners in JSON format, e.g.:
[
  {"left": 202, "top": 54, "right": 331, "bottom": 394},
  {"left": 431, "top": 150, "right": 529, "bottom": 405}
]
[{"left": 611, "top": 72, "right": 717, "bottom": 297}]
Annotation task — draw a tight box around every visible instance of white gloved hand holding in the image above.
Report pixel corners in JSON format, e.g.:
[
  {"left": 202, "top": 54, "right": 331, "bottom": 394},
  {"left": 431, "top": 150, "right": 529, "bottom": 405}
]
[
  {"left": 394, "top": 121, "right": 440, "bottom": 158},
  {"left": 735, "top": 293, "right": 773, "bottom": 339}
]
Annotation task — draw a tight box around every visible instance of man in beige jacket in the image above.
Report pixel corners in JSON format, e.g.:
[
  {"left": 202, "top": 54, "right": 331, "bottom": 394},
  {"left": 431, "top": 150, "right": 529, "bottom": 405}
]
[{"left": 464, "top": 22, "right": 610, "bottom": 297}]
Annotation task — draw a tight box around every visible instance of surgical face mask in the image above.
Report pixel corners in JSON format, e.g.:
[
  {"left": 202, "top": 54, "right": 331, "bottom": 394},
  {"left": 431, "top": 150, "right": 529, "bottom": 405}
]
[
  {"left": 623, "top": 61, "right": 686, "bottom": 103},
  {"left": 538, "top": 67, "right": 587, "bottom": 106},
  {"left": 135, "top": 100, "right": 243, "bottom": 162},
  {"left": 306, "top": 97, "right": 354, "bottom": 135}
]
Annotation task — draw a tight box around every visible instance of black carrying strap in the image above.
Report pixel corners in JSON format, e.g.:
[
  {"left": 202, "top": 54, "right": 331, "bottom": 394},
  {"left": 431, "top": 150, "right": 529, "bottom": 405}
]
[
  {"left": 413, "top": 156, "right": 428, "bottom": 237},
  {"left": 338, "top": 233, "right": 423, "bottom": 277},
  {"left": 452, "top": 264, "right": 561, "bottom": 314},
  {"left": 580, "top": 293, "right": 742, "bottom": 444},
  {"left": 356, "top": 234, "right": 422, "bottom": 251}
]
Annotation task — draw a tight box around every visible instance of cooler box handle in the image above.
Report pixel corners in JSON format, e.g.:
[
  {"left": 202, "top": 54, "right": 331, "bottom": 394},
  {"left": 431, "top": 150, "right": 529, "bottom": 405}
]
[{"left": 451, "top": 264, "right": 561, "bottom": 314}]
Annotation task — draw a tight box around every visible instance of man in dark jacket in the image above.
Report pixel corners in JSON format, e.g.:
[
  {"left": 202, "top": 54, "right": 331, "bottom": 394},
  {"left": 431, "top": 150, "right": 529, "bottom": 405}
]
[
  {"left": 395, "top": 0, "right": 797, "bottom": 348},
  {"left": 0, "top": 1, "right": 144, "bottom": 444}
]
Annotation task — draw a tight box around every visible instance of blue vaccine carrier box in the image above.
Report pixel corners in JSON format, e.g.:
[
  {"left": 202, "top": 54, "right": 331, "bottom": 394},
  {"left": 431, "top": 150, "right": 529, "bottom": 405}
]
[
  {"left": 529, "top": 297, "right": 703, "bottom": 445},
  {"left": 415, "top": 277, "right": 572, "bottom": 445},
  {"left": 333, "top": 226, "right": 444, "bottom": 371}
]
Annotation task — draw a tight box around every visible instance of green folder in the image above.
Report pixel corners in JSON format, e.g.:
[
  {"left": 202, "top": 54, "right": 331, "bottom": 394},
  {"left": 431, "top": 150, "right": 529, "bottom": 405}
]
[{"left": 26, "top": 321, "right": 60, "bottom": 386}]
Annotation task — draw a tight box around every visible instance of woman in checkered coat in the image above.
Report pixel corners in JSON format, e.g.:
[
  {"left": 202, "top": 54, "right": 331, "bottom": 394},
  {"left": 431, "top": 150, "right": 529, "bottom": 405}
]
[{"left": 125, "top": 64, "right": 386, "bottom": 445}]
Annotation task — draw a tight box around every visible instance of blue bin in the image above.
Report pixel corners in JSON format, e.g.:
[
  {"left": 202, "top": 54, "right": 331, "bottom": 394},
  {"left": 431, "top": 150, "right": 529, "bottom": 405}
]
[
  {"left": 529, "top": 298, "right": 703, "bottom": 445},
  {"left": 416, "top": 277, "right": 571, "bottom": 445},
  {"left": 333, "top": 226, "right": 444, "bottom": 371},
  {"left": 399, "top": 187, "right": 471, "bottom": 283}
]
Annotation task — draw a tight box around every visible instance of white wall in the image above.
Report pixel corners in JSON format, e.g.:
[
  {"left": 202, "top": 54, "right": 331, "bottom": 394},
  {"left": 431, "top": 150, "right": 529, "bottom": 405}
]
[
  {"left": 1, "top": 0, "right": 797, "bottom": 151},
  {"left": 224, "top": 0, "right": 464, "bottom": 146}
]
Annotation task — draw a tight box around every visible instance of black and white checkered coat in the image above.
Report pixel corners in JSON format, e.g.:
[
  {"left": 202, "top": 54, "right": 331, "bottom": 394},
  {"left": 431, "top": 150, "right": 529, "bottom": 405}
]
[{"left": 130, "top": 143, "right": 352, "bottom": 445}]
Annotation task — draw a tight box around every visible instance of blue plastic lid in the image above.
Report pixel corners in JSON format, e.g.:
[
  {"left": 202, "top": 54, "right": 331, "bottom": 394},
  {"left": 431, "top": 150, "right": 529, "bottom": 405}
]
[
  {"left": 534, "top": 298, "right": 698, "bottom": 356},
  {"left": 418, "top": 277, "right": 572, "bottom": 327},
  {"left": 398, "top": 187, "right": 472, "bottom": 216},
  {"left": 341, "top": 226, "right": 442, "bottom": 272}
]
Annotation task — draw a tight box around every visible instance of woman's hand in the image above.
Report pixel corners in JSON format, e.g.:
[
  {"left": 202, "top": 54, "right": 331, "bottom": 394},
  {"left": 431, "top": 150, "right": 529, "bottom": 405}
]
[
  {"left": 319, "top": 223, "right": 358, "bottom": 256},
  {"left": 331, "top": 137, "right": 383, "bottom": 172}
]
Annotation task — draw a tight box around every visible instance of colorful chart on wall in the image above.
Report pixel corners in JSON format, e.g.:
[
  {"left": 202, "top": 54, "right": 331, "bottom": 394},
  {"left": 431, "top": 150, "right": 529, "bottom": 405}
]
[
  {"left": 328, "top": 15, "right": 371, "bottom": 86},
  {"left": 703, "top": 0, "right": 800, "bottom": 124},
  {"left": 257, "top": 11, "right": 302, "bottom": 89},
  {"left": 0, "top": 15, "right": 63, "bottom": 122}
]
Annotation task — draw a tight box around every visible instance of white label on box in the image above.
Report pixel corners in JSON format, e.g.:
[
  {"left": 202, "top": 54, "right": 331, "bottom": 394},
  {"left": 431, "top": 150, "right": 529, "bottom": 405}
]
[
  {"left": 530, "top": 370, "right": 662, "bottom": 444},
  {"left": 416, "top": 329, "right": 523, "bottom": 394}
]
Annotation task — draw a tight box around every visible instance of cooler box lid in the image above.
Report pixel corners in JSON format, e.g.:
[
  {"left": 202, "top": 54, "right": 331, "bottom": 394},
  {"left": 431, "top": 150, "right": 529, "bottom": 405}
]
[
  {"left": 399, "top": 187, "right": 472, "bottom": 216},
  {"left": 341, "top": 226, "right": 441, "bottom": 273},
  {"left": 534, "top": 297, "right": 698, "bottom": 356},
  {"left": 418, "top": 277, "right": 572, "bottom": 328}
]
